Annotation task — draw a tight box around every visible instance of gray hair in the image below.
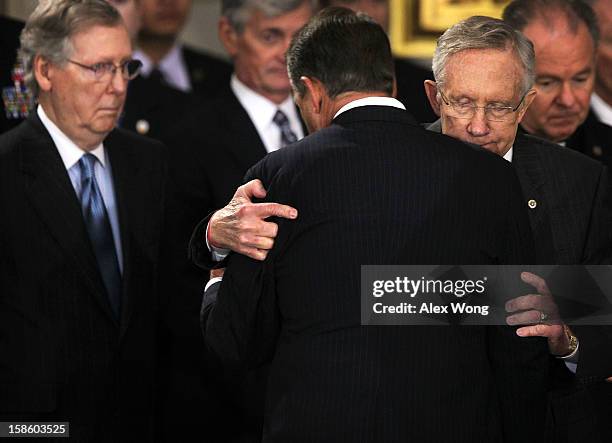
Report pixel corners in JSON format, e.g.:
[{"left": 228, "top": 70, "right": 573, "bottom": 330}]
[
  {"left": 503, "top": 0, "right": 600, "bottom": 48},
  {"left": 222, "top": 0, "right": 314, "bottom": 33},
  {"left": 19, "top": 0, "right": 122, "bottom": 97},
  {"left": 432, "top": 16, "right": 536, "bottom": 95}
]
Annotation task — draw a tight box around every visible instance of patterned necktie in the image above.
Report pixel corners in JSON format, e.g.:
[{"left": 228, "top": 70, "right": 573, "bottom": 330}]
[
  {"left": 273, "top": 109, "right": 298, "bottom": 147},
  {"left": 78, "top": 154, "right": 122, "bottom": 319}
]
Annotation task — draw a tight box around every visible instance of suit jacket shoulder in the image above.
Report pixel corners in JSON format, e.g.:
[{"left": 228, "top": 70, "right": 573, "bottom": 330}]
[
  {"left": 181, "top": 45, "right": 232, "bottom": 97},
  {"left": 513, "top": 132, "right": 612, "bottom": 264},
  {"left": 566, "top": 111, "right": 612, "bottom": 170}
]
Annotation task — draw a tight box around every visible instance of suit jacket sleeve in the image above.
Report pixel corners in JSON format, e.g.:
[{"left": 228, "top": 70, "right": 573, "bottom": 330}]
[{"left": 200, "top": 159, "right": 287, "bottom": 369}]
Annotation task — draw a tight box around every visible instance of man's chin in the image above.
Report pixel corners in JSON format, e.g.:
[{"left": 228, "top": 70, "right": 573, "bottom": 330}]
[{"left": 546, "top": 124, "right": 580, "bottom": 143}]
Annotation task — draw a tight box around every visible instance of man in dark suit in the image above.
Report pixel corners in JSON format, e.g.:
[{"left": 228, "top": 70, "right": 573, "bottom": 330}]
[
  {"left": 197, "top": 8, "right": 548, "bottom": 442},
  {"left": 157, "top": 3, "right": 312, "bottom": 440},
  {"left": 317, "top": 0, "right": 437, "bottom": 123},
  {"left": 0, "top": 2, "right": 166, "bottom": 441},
  {"left": 0, "top": 15, "right": 28, "bottom": 134},
  {"left": 134, "top": 0, "right": 231, "bottom": 97},
  {"left": 502, "top": 0, "right": 612, "bottom": 169},
  {"left": 423, "top": 15, "right": 612, "bottom": 443}
]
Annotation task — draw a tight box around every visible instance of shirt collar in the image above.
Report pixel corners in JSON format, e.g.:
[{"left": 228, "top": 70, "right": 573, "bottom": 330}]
[
  {"left": 231, "top": 74, "right": 295, "bottom": 132},
  {"left": 591, "top": 93, "right": 612, "bottom": 128},
  {"left": 333, "top": 96, "right": 406, "bottom": 120},
  {"left": 503, "top": 146, "right": 513, "bottom": 162},
  {"left": 133, "top": 44, "right": 190, "bottom": 91},
  {"left": 37, "top": 104, "right": 106, "bottom": 170}
]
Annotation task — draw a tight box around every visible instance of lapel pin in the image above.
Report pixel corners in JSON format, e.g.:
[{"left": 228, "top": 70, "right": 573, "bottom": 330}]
[
  {"left": 136, "top": 119, "right": 150, "bottom": 135},
  {"left": 528, "top": 199, "right": 537, "bottom": 209},
  {"left": 592, "top": 145, "right": 603, "bottom": 157}
]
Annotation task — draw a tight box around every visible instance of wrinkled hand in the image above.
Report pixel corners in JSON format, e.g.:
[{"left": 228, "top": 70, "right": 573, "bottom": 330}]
[
  {"left": 208, "top": 179, "right": 298, "bottom": 260},
  {"left": 506, "top": 272, "right": 570, "bottom": 356}
]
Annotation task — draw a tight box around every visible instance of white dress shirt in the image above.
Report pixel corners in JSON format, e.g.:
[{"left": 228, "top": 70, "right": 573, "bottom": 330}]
[
  {"left": 37, "top": 105, "right": 124, "bottom": 272},
  {"left": 231, "top": 75, "right": 304, "bottom": 153},
  {"left": 133, "top": 44, "right": 192, "bottom": 92},
  {"left": 591, "top": 92, "right": 612, "bottom": 128}
]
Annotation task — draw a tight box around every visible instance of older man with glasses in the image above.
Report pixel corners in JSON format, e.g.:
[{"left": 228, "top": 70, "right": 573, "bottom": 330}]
[
  {"left": 0, "top": 1, "right": 167, "bottom": 441},
  {"left": 424, "top": 15, "right": 612, "bottom": 443}
]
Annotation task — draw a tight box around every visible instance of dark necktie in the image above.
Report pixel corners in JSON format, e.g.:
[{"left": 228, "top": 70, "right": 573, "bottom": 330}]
[
  {"left": 148, "top": 66, "right": 167, "bottom": 86},
  {"left": 273, "top": 109, "right": 298, "bottom": 147},
  {"left": 78, "top": 154, "right": 122, "bottom": 319}
]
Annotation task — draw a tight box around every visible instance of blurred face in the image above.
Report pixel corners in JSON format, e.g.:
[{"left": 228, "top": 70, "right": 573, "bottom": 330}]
[
  {"left": 593, "top": 0, "right": 612, "bottom": 103},
  {"left": 140, "top": 0, "right": 191, "bottom": 38},
  {"left": 39, "top": 25, "right": 132, "bottom": 149},
  {"left": 333, "top": 0, "right": 389, "bottom": 31},
  {"left": 106, "top": 0, "right": 142, "bottom": 40},
  {"left": 425, "top": 49, "right": 534, "bottom": 157},
  {"left": 521, "top": 16, "right": 596, "bottom": 142},
  {"left": 220, "top": 2, "right": 313, "bottom": 103}
]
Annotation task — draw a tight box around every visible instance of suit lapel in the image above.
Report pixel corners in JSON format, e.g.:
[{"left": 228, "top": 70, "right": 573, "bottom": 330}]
[
  {"left": 20, "top": 115, "right": 118, "bottom": 323},
  {"left": 221, "top": 90, "right": 268, "bottom": 170},
  {"left": 512, "top": 135, "right": 556, "bottom": 262},
  {"left": 105, "top": 131, "right": 151, "bottom": 338}
]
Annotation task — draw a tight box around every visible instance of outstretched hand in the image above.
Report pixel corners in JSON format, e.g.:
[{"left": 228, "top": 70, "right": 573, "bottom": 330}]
[{"left": 208, "top": 179, "right": 298, "bottom": 260}]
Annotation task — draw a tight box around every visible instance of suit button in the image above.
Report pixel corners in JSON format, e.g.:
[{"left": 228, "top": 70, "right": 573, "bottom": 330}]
[
  {"left": 528, "top": 199, "right": 537, "bottom": 209},
  {"left": 592, "top": 145, "right": 603, "bottom": 157},
  {"left": 136, "top": 119, "right": 150, "bottom": 135}
]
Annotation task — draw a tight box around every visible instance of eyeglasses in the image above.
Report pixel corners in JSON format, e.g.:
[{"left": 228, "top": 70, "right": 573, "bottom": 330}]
[
  {"left": 438, "top": 89, "right": 527, "bottom": 122},
  {"left": 67, "top": 59, "right": 142, "bottom": 82}
]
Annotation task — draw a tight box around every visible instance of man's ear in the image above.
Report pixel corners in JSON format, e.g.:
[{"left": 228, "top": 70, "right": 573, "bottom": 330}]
[
  {"left": 517, "top": 88, "right": 537, "bottom": 123},
  {"left": 34, "top": 55, "right": 52, "bottom": 93},
  {"left": 300, "top": 76, "right": 324, "bottom": 114},
  {"left": 424, "top": 80, "right": 441, "bottom": 117},
  {"left": 218, "top": 17, "right": 239, "bottom": 57}
]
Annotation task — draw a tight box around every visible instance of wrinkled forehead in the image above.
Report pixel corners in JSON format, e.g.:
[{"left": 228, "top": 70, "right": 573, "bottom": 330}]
[
  {"left": 68, "top": 23, "right": 132, "bottom": 61},
  {"left": 443, "top": 49, "right": 524, "bottom": 101}
]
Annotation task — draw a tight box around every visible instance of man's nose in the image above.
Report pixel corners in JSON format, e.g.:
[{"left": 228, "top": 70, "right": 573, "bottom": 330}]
[
  {"left": 108, "top": 68, "right": 128, "bottom": 94},
  {"left": 467, "top": 108, "right": 490, "bottom": 136},
  {"left": 555, "top": 81, "right": 577, "bottom": 108}
]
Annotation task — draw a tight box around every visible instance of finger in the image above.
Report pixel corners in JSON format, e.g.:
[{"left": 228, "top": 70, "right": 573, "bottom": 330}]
[
  {"left": 255, "top": 220, "right": 279, "bottom": 239},
  {"left": 521, "top": 271, "right": 551, "bottom": 296},
  {"left": 606, "top": 377, "right": 612, "bottom": 383},
  {"left": 236, "top": 246, "right": 269, "bottom": 261},
  {"left": 516, "top": 324, "right": 560, "bottom": 338},
  {"left": 505, "top": 294, "right": 543, "bottom": 312},
  {"left": 506, "top": 309, "right": 542, "bottom": 325},
  {"left": 239, "top": 179, "right": 267, "bottom": 200},
  {"left": 250, "top": 202, "right": 298, "bottom": 220},
  {"left": 236, "top": 233, "right": 275, "bottom": 251}
]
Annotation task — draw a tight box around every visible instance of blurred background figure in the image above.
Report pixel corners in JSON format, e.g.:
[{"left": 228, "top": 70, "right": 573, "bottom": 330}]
[
  {"left": 135, "top": 0, "right": 231, "bottom": 96},
  {"left": 0, "top": 15, "right": 28, "bottom": 134},
  {"left": 318, "top": 0, "right": 437, "bottom": 123},
  {"left": 106, "top": 0, "right": 142, "bottom": 39},
  {"left": 588, "top": 0, "right": 612, "bottom": 127},
  {"left": 103, "top": 0, "right": 199, "bottom": 142},
  {"left": 503, "top": 0, "right": 612, "bottom": 170},
  {"left": 160, "top": 1, "right": 313, "bottom": 442}
]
